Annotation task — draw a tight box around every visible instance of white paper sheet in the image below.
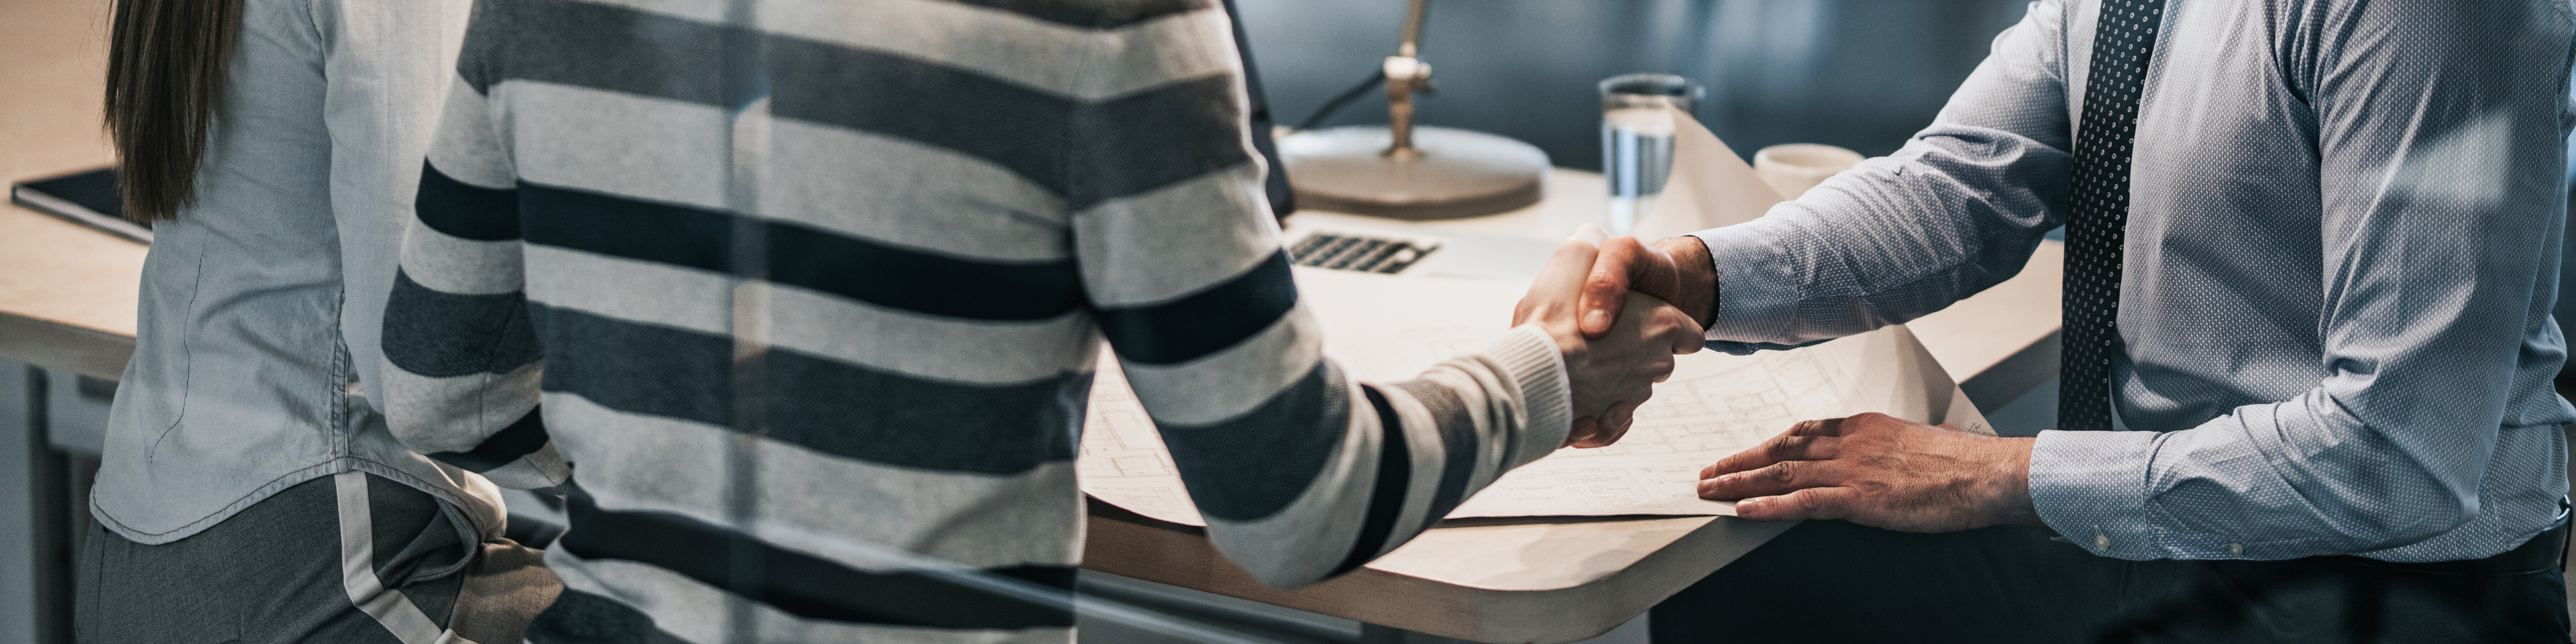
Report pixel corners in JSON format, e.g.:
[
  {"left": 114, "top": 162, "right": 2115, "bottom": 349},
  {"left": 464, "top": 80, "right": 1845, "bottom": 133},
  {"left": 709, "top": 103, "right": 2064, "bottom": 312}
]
[{"left": 1078, "top": 270, "right": 1989, "bottom": 526}]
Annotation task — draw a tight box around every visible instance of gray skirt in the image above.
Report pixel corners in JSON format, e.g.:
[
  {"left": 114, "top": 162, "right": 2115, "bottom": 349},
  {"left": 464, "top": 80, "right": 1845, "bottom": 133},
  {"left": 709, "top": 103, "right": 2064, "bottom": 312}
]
[{"left": 76, "top": 472, "right": 560, "bottom": 644}]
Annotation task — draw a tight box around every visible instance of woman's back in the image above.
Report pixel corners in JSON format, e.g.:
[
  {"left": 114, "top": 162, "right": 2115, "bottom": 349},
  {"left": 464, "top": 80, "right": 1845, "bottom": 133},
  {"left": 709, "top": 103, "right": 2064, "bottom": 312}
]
[
  {"left": 82, "top": 1, "right": 561, "bottom": 643},
  {"left": 88, "top": 0, "right": 500, "bottom": 548}
]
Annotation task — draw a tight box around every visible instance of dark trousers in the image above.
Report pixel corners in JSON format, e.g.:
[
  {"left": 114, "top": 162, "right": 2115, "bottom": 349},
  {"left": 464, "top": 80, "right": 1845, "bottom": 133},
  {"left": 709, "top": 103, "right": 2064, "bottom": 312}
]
[
  {"left": 1650, "top": 519, "right": 2571, "bottom": 643},
  {"left": 77, "top": 472, "right": 561, "bottom": 644}
]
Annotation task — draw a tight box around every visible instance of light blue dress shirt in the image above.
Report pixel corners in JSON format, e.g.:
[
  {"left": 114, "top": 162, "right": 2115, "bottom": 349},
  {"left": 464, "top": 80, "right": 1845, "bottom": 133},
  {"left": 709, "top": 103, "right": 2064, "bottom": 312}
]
[
  {"left": 1693, "top": 0, "right": 2576, "bottom": 562},
  {"left": 89, "top": 0, "right": 502, "bottom": 545}
]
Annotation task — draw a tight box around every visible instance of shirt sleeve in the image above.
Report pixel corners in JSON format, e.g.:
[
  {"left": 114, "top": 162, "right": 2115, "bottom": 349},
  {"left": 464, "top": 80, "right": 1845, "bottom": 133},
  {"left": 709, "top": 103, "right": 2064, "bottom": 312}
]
[
  {"left": 1690, "top": 0, "right": 2074, "bottom": 354},
  {"left": 377, "top": 40, "right": 569, "bottom": 492},
  {"left": 2031, "top": 0, "right": 2576, "bottom": 561},
  {"left": 1067, "top": 3, "right": 1570, "bottom": 589}
]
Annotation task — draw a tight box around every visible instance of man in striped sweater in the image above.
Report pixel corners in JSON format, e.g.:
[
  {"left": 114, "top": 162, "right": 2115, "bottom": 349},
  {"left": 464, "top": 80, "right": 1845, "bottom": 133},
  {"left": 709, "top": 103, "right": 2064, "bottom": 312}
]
[{"left": 378, "top": 0, "right": 1703, "bottom": 641}]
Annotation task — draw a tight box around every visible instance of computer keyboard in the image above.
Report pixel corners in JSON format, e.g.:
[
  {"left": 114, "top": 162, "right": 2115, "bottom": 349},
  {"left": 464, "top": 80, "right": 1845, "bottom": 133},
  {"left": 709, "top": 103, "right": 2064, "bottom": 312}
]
[{"left": 1287, "top": 231, "right": 1440, "bottom": 274}]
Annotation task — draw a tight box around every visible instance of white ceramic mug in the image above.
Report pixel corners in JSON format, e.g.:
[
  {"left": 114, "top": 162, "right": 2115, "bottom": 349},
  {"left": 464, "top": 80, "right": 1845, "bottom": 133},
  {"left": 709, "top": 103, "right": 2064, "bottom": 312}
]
[{"left": 1752, "top": 143, "right": 1865, "bottom": 200}]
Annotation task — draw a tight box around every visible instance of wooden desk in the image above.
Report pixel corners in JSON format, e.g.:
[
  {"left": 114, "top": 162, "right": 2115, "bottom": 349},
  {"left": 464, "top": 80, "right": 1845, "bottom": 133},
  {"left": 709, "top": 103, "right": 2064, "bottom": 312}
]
[{"left": 0, "top": 6, "right": 2063, "bottom": 638}]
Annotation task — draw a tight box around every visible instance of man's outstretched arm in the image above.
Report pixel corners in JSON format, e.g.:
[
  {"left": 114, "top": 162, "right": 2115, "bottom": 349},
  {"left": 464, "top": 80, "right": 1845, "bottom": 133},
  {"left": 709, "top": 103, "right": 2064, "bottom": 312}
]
[{"left": 1580, "top": 0, "right": 2075, "bottom": 352}]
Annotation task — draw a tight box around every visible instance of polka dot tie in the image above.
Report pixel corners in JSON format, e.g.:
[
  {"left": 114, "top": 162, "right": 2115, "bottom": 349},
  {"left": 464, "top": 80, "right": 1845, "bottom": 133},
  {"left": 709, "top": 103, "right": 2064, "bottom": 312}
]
[{"left": 2059, "top": 0, "right": 2165, "bottom": 433}]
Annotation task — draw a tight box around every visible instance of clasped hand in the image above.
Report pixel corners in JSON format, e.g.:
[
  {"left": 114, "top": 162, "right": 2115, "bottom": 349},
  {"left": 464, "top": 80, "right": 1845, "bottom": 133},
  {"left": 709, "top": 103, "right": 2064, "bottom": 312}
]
[
  {"left": 1511, "top": 226, "right": 1706, "bottom": 448},
  {"left": 1573, "top": 233, "right": 2041, "bottom": 533}
]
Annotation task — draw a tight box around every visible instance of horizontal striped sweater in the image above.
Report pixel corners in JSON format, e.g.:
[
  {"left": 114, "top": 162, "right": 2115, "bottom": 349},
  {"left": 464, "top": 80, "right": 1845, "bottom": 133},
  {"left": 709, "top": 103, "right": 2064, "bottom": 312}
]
[{"left": 379, "top": 0, "right": 1572, "bottom": 641}]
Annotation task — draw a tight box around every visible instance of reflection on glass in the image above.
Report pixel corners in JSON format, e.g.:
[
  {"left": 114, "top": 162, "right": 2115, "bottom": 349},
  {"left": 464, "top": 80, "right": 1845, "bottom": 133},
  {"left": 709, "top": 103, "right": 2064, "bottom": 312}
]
[{"left": 1599, "top": 73, "right": 1703, "bottom": 235}]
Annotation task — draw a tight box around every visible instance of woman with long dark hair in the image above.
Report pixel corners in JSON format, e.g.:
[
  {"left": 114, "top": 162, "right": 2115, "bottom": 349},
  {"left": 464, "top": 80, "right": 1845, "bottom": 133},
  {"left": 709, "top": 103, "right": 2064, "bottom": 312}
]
[{"left": 76, "top": 1, "right": 557, "bottom": 642}]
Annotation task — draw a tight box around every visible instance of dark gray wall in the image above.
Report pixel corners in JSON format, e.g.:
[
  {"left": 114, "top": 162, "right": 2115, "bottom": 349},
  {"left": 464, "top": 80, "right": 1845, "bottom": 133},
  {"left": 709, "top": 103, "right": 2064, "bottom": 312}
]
[{"left": 1236, "top": 0, "right": 2031, "bottom": 171}]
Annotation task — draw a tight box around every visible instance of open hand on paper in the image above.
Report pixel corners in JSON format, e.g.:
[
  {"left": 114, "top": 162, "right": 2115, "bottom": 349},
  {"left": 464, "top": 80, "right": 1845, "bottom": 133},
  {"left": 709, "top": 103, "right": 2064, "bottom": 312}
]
[
  {"left": 1513, "top": 225, "right": 1706, "bottom": 448},
  {"left": 1695, "top": 413, "right": 2040, "bottom": 532}
]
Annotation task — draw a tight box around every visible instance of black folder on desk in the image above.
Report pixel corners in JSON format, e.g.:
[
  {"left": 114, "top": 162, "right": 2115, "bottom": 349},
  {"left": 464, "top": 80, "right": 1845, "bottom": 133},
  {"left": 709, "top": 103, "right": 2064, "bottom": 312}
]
[{"left": 11, "top": 167, "right": 149, "bottom": 244}]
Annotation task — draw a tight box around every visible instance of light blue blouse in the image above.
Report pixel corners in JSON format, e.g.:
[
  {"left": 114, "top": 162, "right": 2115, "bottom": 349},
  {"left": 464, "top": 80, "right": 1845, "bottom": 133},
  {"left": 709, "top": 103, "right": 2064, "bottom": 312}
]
[{"left": 88, "top": 0, "right": 502, "bottom": 544}]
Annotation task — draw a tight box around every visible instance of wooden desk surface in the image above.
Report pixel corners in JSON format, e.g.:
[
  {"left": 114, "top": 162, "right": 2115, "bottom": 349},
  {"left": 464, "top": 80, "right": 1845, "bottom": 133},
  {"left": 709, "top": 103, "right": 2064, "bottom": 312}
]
[{"left": 0, "top": 4, "right": 2062, "bottom": 639}]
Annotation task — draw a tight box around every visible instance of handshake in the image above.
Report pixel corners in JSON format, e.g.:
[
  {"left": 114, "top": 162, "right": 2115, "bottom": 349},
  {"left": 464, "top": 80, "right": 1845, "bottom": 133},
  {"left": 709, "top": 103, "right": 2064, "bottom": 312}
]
[
  {"left": 1508, "top": 225, "right": 1719, "bottom": 448},
  {"left": 1511, "top": 226, "right": 2039, "bottom": 532}
]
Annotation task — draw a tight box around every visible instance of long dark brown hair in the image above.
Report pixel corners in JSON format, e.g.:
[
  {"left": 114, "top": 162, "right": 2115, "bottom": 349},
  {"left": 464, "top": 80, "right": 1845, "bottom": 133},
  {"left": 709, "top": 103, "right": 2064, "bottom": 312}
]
[{"left": 103, "top": 0, "right": 246, "bottom": 222}]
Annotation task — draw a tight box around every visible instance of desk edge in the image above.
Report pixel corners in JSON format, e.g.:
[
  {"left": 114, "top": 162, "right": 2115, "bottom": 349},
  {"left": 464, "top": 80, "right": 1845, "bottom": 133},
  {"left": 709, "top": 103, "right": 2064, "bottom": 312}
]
[
  {"left": 1081, "top": 506, "right": 1795, "bottom": 643},
  {"left": 0, "top": 312, "right": 133, "bottom": 380}
]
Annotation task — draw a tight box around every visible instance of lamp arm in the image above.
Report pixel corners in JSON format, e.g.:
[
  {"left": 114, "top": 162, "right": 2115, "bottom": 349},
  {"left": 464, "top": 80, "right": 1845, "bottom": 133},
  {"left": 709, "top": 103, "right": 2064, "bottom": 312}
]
[
  {"left": 1383, "top": 0, "right": 1432, "bottom": 156},
  {"left": 1397, "top": 0, "right": 1428, "bottom": 57}
]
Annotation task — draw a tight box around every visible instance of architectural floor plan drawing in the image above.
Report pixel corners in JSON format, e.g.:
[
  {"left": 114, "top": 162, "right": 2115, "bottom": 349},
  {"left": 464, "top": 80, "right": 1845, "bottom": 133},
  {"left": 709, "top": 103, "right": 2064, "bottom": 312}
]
[
  {"left": 1075, "top": 270, "right": 1988, "bottom": 527},
  {"left": 1442, "top": 344, "right": 1862, "bottom": 518}
]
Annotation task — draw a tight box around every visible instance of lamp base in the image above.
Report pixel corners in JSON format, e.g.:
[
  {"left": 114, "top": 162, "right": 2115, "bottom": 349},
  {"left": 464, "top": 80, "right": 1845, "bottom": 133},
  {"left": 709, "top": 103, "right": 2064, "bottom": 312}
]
[{"left": 1279, "top": 125, "right": 1548, "bottom": 220}]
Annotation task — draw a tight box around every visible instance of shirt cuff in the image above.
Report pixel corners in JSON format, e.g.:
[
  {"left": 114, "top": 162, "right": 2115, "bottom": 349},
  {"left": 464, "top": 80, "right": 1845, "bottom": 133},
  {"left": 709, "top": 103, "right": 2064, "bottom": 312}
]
[
  {"left": 2029, "top": 429, "right": 2166, "bottom": 559},
  {"left": 1692, "top": 222, "right": 1815, "bottom": 356},
  {"left": 1487, "top": 324, "right": 1572, "bottom": 468}
]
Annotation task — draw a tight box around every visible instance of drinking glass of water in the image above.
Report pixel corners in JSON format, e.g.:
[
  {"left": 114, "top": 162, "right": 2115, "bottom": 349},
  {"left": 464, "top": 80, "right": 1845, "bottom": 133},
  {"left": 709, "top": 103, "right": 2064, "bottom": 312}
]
[{"left": 1599, "top": 74, "right": 1703, "bottom": 235}]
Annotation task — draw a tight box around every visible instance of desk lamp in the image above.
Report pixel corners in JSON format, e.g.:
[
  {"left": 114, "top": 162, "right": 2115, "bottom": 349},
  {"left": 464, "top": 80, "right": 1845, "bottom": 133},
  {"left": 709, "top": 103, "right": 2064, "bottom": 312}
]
[{"left": 1277, "top": 0, "right": 1550, "bottom": 219}]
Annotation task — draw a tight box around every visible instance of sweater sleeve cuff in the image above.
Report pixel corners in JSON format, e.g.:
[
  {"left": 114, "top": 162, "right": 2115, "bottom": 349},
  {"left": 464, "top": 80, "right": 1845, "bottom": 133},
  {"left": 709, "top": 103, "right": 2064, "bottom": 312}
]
[
  {"left": 1488, "top": 324, "right": 1571, "bottom": 468},
  {"left": 1692, "top": 221, "right": 1806, "bottom": 354},
  {"left": 2030, "top": 429, "right": 2165, "bottom": 559}
]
